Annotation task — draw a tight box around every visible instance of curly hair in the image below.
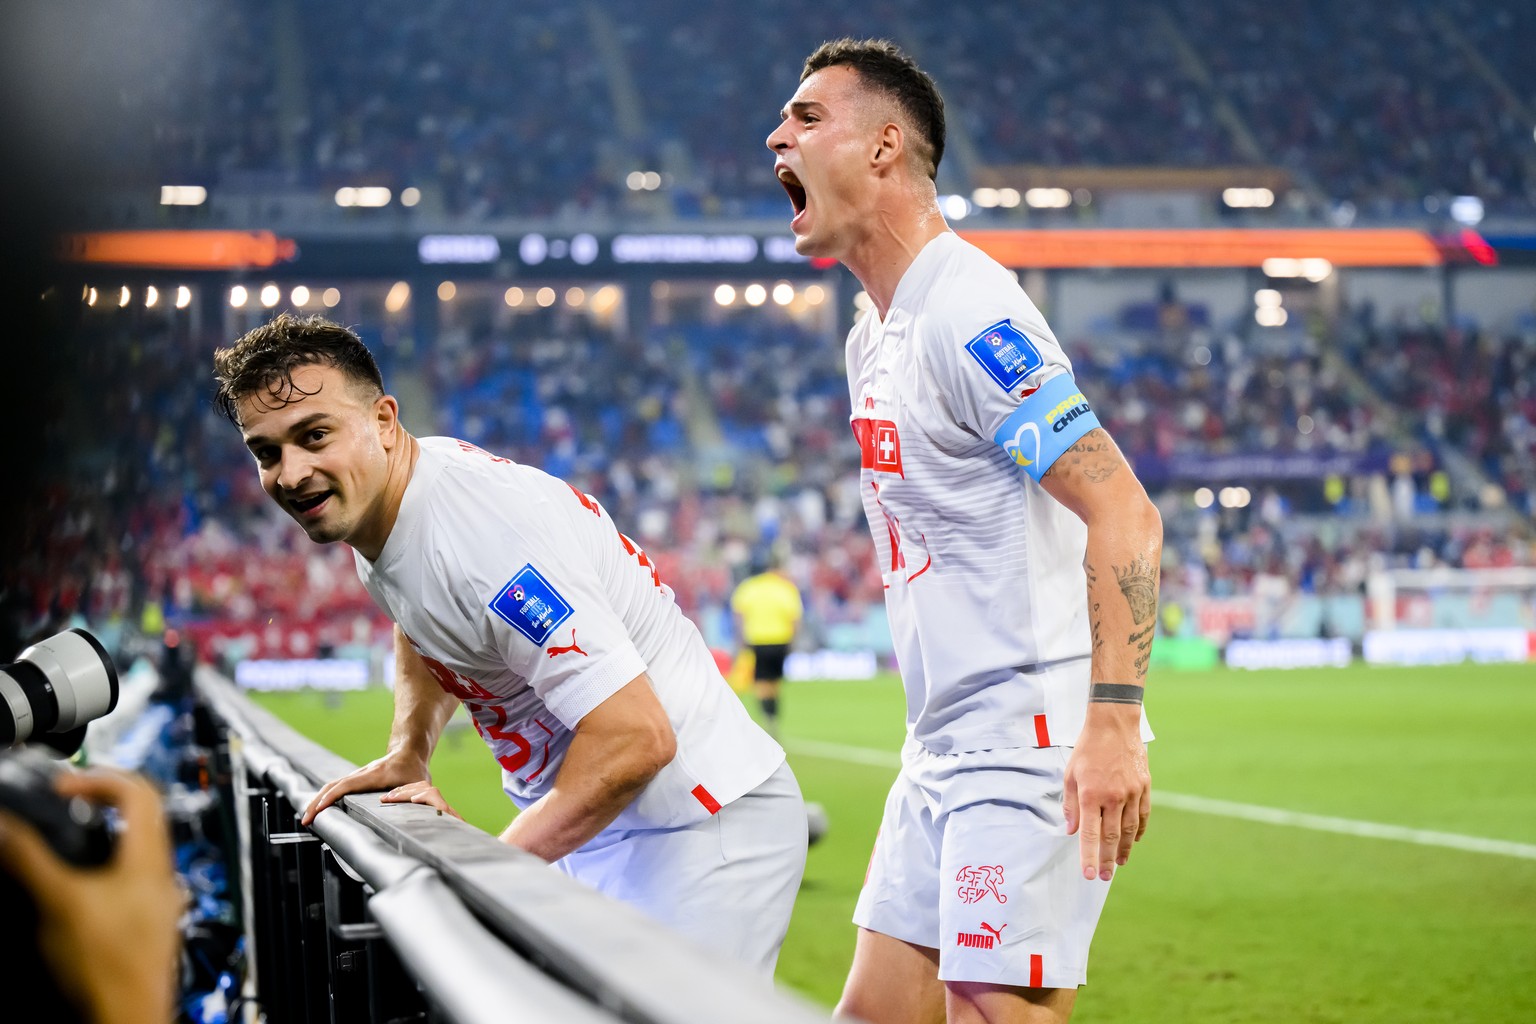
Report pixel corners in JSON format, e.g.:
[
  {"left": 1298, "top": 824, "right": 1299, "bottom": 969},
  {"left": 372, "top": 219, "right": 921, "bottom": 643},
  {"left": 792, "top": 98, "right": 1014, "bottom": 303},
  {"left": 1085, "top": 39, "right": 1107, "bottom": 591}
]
[
  {"left": 212, "top": 313, "right": 384, "bottom": 424},
  {"left": 802, "top": 38, "right": 946, "bottom": 180}
]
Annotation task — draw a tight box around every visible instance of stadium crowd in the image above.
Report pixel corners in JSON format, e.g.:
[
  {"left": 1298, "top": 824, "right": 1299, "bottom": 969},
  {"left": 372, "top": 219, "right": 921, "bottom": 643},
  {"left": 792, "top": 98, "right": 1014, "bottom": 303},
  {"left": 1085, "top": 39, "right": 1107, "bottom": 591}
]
[
  {"left": 89, "top": 0, "right": 1536, "bottom": 222},
  {"left": 8, "top": 289, "right": 1532, "bottom": 668}
]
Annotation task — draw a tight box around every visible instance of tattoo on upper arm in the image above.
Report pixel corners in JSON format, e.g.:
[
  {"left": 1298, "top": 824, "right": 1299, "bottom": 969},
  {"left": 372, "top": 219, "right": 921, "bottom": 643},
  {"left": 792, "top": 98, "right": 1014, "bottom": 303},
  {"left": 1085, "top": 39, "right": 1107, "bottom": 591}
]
[
  {"left": 1043, "top": 428, "right": 1121, "bottom": 484},
  {"left": 1112, "top": 554, "right": 1159, "bottom": 625}
]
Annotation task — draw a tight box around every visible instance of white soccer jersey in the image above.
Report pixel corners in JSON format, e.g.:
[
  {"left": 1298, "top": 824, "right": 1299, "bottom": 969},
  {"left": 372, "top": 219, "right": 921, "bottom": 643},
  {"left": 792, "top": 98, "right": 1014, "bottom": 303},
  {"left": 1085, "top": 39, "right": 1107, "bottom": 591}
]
[
  {"left": 355, "top": 437, "right": 785, "bottom": 830},
  {"left": 846, "top": 232, "right": 1153, "bottom": 753}
]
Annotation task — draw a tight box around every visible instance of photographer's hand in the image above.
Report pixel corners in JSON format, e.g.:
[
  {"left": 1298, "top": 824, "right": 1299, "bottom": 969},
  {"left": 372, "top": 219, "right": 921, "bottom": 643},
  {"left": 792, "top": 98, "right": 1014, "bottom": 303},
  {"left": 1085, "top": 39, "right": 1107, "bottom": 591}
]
[{"left": 0, "top": 769, "right": 182, "bottom": 1024}]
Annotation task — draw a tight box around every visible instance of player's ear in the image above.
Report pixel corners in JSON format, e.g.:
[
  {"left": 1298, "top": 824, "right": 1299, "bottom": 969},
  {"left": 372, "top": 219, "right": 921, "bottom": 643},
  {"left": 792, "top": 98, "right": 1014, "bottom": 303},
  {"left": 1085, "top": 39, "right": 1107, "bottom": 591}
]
[
  {"left": 871, "top": 121, "right": 903, "bottom": 171},
  {"left": 375, "top": 394, "right": 401, "bottom": 448}
]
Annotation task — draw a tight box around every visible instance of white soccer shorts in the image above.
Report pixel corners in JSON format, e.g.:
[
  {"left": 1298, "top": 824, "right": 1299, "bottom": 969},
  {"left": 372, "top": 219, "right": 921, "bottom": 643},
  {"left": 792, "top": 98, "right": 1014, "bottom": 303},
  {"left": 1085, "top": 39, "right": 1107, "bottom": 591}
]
[
  {"left": 852, "top": 741, "right": 1112, "bottom": 988},
  {"left": 553, "top": 760, "right": 807, "bottom": 975}
]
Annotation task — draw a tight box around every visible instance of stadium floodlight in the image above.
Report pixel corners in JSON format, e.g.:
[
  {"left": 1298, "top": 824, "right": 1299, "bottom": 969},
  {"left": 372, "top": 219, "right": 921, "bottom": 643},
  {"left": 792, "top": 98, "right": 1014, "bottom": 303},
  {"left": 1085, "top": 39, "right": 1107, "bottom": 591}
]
[
  {"left": 1261, "top": 258, "right": 1302, "bottom": 277},
  {"left": 1297, "top": 414, "right": 1316, "bottom": 435},
  {"left": 1025, "top": 187, "right": 1072, "bottom": 209},
  {"left": 565, "top": 287, "right": 585, "bottom": 307},
  {"left": 437, "top": 281, "right": 457, "bottom": 302},
  {"left": 229, "top": 285, "right": 248, "bottom": 308},
  {"left": 335, "top": 186, "right": 391, "bottom": 208},
  {"left": 1255, "top": 306, "right": 1288, "bottom": 327},
  {"left": 144, "top": 285, "right": 158, "bottom": 308},
  {"left": 1300, "top": 258, "right": 1333, "bottom": 282},
  {"left": 972, "top": 188, "right": 1000, "bottom": 208},
  {"left": 118, "top": 286, "right": 131, "bottom": 307},
  {"left": 998, "top": 188, "right": 1022, "bottom": 208},
  {"left": 714, "top": 284, "right": 736, "bottom": 306},
  {"left": 175, "top": 286, "right": 192, "bottom": 309},
  {"left": 1072, "top": 188, "right": 1092, "bottom": 206},
  {"left": 322, "top": 287, "right": 341, "bottom": 308},
  {"left": 384, "top": 281, "right": 410, "bottom": 313},
  {"left": 1194, "top": 487, "right": 1214, "bottom": 508},
  {"left": 535, "top": 287, "right": 556, "bottom": 308},
  {"left": 626, "top": 171, "right": 645, "bottom": 191},
  {"left": 571, "top": 233, "right": 599, "bottom": 266},
  {"left": 642, "top": 171, "right": 662, "bottom": 191},
  {"left": 86, "top": 287, "right": 98, "bottom": 307},
  {"left": 804, "top": 284, "right": 826, "bottom": 306},
  {"left": 940, "top": 194, "right": 970, "bottom": 220},
  {"left": 399, "top": 187, "right": 421, "bottom": 207},
  {"left": 260, "top": 284, "right": 280, "bottom": 308},
  {"left": 853, "top": 290, "right": 872, "bottom": 313},
  {"left": 1223, "top": 187, "right": 1275, "bottom": 208},
  {"left": 772, "top": 282, "right": 795, "bottom": 306},
  {"left": 1449, "top": 195, "right": 1484, "bottom": 226},
  {"left": 290, "top": 285, "right": 310, "bottom": 306},
  {"left": 504, "top": 286, "right": 524, "bottom": 307},
  {"left": 744, "top": 283, "right": 767, "bottom": 306},
  {"left": 160, "top": 185, "right": 207, "bottom": 206},
  {"left": 1254, "top": 288, "right": 1283, "bottom": 307}
]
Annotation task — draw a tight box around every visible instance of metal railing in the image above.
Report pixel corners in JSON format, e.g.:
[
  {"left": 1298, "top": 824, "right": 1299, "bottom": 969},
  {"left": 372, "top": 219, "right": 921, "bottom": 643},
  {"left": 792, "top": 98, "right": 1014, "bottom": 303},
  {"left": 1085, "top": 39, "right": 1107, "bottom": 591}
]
[{"left": 196, "top": 668, "right": 831, "bottom": 1024}]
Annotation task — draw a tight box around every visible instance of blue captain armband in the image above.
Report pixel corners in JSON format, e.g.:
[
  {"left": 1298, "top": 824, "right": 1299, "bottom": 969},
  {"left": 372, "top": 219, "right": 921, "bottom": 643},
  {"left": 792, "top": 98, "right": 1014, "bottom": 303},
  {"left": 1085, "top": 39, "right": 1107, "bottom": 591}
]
[{"left": 990, "top": 372, "right": 1101, "bottom": 481}]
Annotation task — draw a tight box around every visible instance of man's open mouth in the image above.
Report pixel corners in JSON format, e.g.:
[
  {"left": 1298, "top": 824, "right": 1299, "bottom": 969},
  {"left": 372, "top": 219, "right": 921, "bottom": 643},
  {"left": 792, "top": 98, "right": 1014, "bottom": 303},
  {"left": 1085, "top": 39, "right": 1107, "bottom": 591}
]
[
  {"left": 778, "top": 167, "right": 807, "bottom": 217},
  {"left": 290, "top": 491, "right": 331, "bottom": 514}
]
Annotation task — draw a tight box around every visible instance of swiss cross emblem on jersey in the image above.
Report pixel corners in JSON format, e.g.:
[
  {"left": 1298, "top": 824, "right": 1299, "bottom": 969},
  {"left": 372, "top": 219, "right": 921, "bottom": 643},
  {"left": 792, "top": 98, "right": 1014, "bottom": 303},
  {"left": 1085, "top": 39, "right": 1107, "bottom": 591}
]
[{"left": 853, "top": 418, "right": 904, "bottom": 477}]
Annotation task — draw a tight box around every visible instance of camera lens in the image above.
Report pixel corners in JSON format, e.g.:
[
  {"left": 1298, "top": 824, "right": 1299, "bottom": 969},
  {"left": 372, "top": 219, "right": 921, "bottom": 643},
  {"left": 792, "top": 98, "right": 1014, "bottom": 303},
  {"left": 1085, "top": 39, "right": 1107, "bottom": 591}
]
[{"left": 0, "top": 628, "right": 120, "bottom": 747}]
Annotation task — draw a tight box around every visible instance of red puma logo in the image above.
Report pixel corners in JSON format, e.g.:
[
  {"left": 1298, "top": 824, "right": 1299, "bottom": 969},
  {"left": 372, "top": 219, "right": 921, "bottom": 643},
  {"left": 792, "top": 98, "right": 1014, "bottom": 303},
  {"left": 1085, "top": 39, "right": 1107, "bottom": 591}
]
[
  {"left": 980, "top": 922, "right": 1006, "bottom": 942},
  {"left": 546, "top": 629, "right": 587, "bottom": 658}
]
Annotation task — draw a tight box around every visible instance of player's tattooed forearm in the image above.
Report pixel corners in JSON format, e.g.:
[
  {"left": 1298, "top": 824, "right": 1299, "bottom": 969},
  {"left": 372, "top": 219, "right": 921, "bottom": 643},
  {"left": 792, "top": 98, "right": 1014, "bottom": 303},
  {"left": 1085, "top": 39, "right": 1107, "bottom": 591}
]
[
  {"left": 1091, "top": 602, "right": 1104, "bottom": 655},
  {"left": 1045, "top": 429, "right": 1121, "bottom": 483},
  {"left": 1112, "top": 555, "right": 1158, "bottom": 624},
  {"left": 1089, "top": 683, "right": 1144, "bottom": 705}
]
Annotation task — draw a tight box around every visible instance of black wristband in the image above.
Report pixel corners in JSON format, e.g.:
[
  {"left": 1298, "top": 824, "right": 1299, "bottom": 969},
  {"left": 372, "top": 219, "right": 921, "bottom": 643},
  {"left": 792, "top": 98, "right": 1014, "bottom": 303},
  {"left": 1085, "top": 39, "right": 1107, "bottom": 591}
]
[{"left": 1089, "top": 683, "right": 1144, "bottom": 705}]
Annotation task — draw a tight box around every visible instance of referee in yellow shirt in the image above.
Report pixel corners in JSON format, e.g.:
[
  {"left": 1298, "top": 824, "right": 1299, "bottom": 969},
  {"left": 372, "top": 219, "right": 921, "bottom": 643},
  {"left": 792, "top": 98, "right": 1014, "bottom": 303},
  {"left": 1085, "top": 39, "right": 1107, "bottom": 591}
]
[{"left": 731, "top": 554, "right": 803, "bottom": 738}]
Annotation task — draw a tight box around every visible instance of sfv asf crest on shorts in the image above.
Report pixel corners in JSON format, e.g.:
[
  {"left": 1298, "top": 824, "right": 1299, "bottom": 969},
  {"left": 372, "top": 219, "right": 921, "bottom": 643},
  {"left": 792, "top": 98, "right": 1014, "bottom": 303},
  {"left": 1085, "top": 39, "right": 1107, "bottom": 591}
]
[
  {"left": 964, "top": 319, "right": 1043, "bottom": 391},
  {"left": 489, "top": 564, "right": 574, "bottom": 646}
]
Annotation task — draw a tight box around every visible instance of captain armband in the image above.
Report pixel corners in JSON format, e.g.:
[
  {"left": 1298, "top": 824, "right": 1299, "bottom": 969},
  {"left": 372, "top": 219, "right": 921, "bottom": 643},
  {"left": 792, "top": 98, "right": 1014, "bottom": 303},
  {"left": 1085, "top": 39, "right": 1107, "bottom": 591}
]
[{"left": 989, "top": 372, "right": 1101, "bottom": 481}]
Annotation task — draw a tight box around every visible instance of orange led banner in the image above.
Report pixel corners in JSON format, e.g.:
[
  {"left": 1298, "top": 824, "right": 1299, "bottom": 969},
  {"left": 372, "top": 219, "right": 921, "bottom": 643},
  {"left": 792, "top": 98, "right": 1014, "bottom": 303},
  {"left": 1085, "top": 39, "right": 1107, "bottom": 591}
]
[
  {"left": 957, "top": 229, "right": 1449, "bottom": 268},
  {"left": 58, "top": 231, "right": 298, "bottom": 269}
]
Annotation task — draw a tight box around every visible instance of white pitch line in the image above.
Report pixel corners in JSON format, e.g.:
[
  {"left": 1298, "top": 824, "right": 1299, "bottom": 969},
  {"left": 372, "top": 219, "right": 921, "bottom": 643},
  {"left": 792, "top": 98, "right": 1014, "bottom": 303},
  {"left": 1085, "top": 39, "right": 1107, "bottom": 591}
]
[{"left": 785, "top": 738, "right": 1536, "bottom": 861}]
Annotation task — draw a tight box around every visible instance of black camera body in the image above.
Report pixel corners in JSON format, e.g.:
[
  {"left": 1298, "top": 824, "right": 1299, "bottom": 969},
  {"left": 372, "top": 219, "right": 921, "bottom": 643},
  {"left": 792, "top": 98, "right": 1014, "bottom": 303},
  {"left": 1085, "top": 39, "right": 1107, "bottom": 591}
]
[{"left": 0, "top": 746, "right": 113, "bottom": 865}]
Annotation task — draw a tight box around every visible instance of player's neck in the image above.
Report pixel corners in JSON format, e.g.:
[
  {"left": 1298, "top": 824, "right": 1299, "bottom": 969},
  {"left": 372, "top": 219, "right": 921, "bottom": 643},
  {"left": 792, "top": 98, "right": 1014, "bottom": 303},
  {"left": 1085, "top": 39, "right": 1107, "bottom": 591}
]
[
  {"left": 351, "top": 432, "right": 420, "bottom": 562},
  {"left": 843, "top": 203, "right": 949, "bottom": 322}
]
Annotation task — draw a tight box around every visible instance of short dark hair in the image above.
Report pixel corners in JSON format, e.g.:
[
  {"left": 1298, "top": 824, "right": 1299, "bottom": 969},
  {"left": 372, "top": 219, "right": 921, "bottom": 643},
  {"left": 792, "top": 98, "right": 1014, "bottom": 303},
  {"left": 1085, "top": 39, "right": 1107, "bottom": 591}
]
[
  {"left": 802, "top": 38, "right": 946, "bottom": 180},
  {"left": 213, "top": 313, "right": 384, "bottom": 424}
]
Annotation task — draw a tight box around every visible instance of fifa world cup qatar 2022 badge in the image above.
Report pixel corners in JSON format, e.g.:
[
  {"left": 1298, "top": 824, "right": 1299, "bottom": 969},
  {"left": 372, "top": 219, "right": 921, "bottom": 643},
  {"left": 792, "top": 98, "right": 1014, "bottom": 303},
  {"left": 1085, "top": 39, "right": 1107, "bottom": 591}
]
[{"left": 489, "top": 563, "right": 574, "bottom": 645}]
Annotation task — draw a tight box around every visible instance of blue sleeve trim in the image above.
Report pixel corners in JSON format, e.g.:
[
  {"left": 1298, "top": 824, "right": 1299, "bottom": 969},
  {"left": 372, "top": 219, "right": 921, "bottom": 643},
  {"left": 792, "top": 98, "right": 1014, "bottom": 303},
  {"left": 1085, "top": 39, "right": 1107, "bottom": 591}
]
[{"left": 990, "top": 373, "right": 1101, "bottom": 481}]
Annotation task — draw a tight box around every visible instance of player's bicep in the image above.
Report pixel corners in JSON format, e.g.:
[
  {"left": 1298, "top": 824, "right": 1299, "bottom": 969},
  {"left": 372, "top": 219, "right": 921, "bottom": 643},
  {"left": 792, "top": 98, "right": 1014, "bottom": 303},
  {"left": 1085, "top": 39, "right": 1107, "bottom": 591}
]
[{"left": 1039, "top": 427, "right": 1142, "bottom": 523}]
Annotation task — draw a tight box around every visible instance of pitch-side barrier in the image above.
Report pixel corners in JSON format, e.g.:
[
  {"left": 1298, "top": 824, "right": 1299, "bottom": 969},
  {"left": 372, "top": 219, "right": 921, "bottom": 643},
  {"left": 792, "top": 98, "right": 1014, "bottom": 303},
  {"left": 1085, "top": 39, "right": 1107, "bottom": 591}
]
[{"left": 195, "top": 668, "right": 832, "bottom": 1024}]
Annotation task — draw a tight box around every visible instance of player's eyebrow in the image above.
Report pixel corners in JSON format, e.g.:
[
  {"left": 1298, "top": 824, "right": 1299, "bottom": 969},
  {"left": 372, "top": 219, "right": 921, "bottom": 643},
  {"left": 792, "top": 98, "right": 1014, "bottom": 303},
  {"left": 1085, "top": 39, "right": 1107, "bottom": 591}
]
[
  {"left": 243, "top": 412, "right": 330, "bottom": 451},
  {"left": 781, "top": 99, "right": 826, "bottom": 121}
]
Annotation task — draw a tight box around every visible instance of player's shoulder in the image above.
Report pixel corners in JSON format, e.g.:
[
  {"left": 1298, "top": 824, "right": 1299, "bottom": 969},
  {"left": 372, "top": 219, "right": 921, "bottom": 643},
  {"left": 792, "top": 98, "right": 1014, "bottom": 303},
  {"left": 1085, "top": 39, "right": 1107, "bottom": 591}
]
[{"left": 907, "top": 236, "right": 1050, "bottom": 351}]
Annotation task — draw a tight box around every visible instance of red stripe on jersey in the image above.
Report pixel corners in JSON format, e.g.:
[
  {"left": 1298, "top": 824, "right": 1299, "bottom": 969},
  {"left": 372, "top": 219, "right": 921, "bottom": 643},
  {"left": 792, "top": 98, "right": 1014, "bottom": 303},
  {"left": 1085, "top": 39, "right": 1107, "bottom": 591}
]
[
  {"left": 1033, "top": 714, "right": 1051, "bottom": 747},
  {"left": 691, "top": 785, "right": 722, "bottom": 815},
  {"left": 1029, "top": 954, "right": 1043, "bottom": 988}
]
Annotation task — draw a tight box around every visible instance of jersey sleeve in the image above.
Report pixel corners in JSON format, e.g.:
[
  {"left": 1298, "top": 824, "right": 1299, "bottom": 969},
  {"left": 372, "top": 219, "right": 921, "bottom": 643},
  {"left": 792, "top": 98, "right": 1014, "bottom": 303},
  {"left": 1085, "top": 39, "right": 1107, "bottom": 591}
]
[
  {"left": 475, "top": 546, "right": 648, "bottom": 731},
  {"left": 927, "top": 304, "right": 1102, "bottom": 482}
]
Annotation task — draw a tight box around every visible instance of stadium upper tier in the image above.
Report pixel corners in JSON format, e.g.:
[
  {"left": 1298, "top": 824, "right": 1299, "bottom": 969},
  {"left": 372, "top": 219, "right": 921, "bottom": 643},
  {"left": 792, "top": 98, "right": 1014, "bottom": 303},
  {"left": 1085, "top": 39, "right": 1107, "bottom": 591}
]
[{"left": 56, "top": 0, "right": 1535, "bottom": 225}]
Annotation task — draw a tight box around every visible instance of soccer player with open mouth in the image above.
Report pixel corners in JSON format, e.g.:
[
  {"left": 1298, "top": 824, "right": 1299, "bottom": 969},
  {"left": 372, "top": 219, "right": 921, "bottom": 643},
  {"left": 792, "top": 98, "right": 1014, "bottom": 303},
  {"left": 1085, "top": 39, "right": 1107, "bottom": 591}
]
[{"left": 768, "top": 39, "right": 1162, "bottom": 1024}]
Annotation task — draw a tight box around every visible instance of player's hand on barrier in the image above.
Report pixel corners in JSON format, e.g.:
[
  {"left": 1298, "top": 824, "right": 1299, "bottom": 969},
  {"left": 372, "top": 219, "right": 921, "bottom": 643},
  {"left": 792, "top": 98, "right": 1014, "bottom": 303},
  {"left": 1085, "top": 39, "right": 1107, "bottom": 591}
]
[
  {"left": 301, "top": 749, "right": 431, "bottom": 826},
  {"left": 381, "top": 780, "right": 464, "bottom": 820},
  {"left": 0, "top": 768, "right": 183, "bottom": 1024},
  {"left": 1063, "top": 710, "right": 1151, "bottom": 882}
]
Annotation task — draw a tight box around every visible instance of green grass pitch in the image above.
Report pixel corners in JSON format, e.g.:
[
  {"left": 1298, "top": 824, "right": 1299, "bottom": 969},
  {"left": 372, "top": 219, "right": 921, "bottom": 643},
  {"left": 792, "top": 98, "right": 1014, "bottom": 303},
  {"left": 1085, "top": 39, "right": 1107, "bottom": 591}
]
[{"left": 253, "top": 661, "right": 1536, "bottom": 1022}]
